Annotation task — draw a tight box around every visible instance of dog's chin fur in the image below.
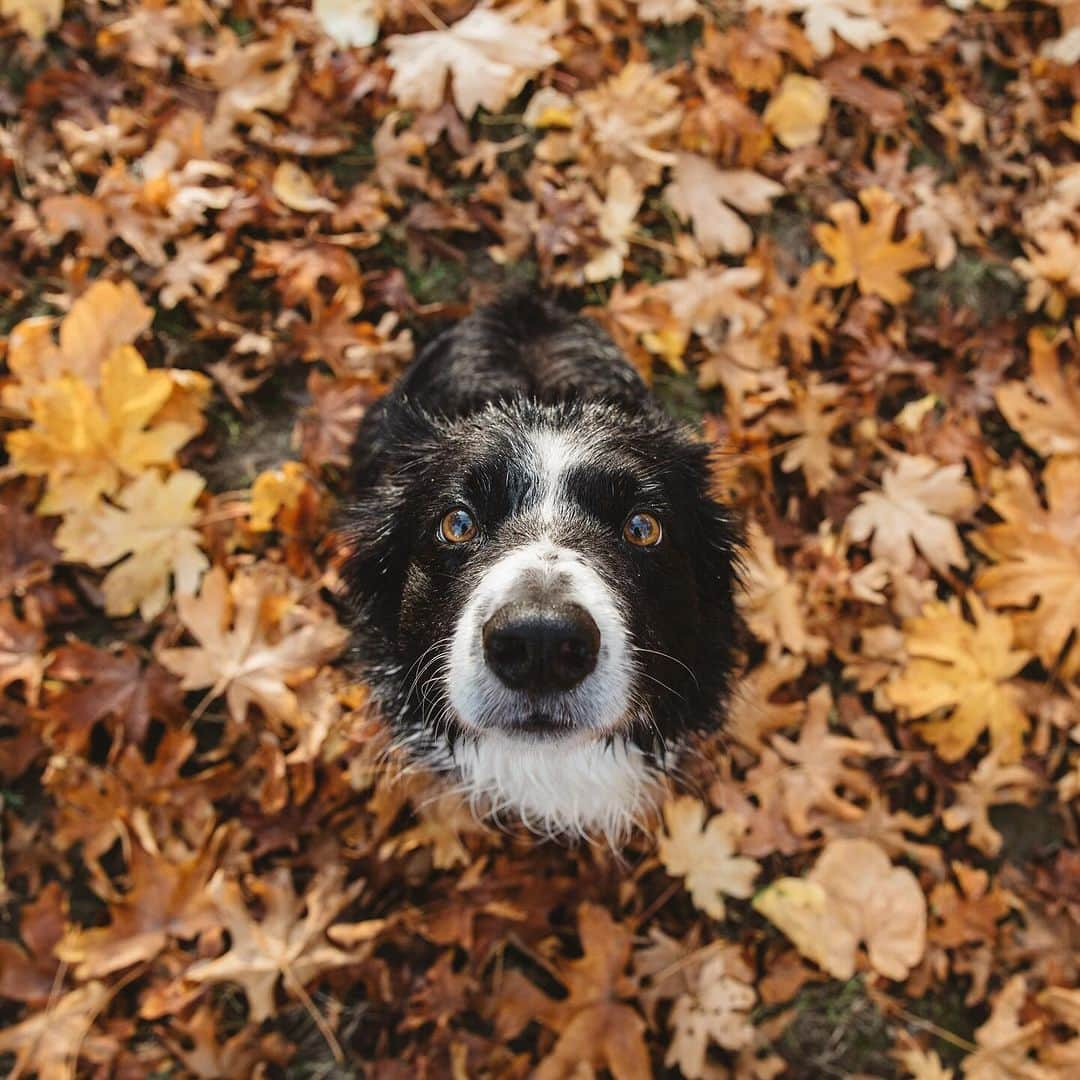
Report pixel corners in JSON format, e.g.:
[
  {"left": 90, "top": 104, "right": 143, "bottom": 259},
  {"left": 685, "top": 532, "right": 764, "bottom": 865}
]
[
  {"left": 342, "top": 289, "right": 743, "bottom": 843},
  {"left": 411, "top": 729, "right": 664, "bottom": 842}
]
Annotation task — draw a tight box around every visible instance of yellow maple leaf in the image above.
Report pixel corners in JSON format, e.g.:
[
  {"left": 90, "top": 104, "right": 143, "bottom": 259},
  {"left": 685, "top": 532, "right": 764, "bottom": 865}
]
[
  {"left": 249, "top": 461, "right": 310, "bottom": 532},
  {"left": 975, "top": 460, "right": 1080, "bottom": 679},
  {"left": 6, "top": 346, "right": 199, "bottom": 514},
  {"left": 813, "top": 186, "right": 930, "bottom": 302},
  {"left": 657, "top": 797, "right": 760, "bottom": 919},
  {"left": 55, "top": 469, "right": 208, "bottom": 620},
  {"left": 887, "top": 595, "right": 1031, "bottom": 763}
]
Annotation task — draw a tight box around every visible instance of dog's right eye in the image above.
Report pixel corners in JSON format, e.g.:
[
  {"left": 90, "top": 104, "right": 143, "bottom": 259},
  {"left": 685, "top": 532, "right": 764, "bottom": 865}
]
[{"left": 439, "top": 507, "right": 478, "bottom": 544}]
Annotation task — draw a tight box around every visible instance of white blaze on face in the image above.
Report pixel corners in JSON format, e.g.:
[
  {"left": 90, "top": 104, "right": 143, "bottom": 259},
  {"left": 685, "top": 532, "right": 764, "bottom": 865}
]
[{"left": 442, "top": 425, "right": 644, "bottom": 834}]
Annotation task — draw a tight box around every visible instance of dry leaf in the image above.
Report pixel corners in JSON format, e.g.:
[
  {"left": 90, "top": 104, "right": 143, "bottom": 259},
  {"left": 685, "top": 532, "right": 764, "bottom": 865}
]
[
  {"left": 754, "top": 838, "right": 926, "bottom": 979},
  {"left": 387, "top": 8, "right": 558, "bottom": 117},
  {"left": 272, "top": 162, "right": 338, "bottom": 214},
  {"left": 961, "top": 976, "right": 1054, "bottom": 1080},
  {"left": 847, "top": 454, "right": 976, "bottom": 575},
  {"left": 657, "top": 796, "right": 760, "bottom": 918},
  {"left": 158, "top": 566, "right": 348, "bottom": 727},
  {"left": 0, "top": 0, "right": 62, "bottom": 39},
  {"left": 887, "top": 595, "right": 1031, "bottom": 763},
  {"left": 314, "top": 0, "right": 380, "bottom": 48},
  {"left": 664, "top": 153, "right": 784, "bottom": 256},
  {"left": 814, "top": 186, "right": 931, "bottom": 302},
  {"left": 185, "top": 865, "right": 364, "bottom": 1021},
  {"left": 56, "top": 469, "right": 208, "bottom": 620},
  {"left": 763, "top": 73, "right": 831, "bottom": 148}
]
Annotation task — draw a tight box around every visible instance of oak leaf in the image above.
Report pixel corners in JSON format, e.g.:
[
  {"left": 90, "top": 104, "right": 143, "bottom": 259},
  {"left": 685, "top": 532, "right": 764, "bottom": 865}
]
[
  {"left": 975, "top": 460, "right": 1080, "bottom": 679},
  {"left": 0, "top": 599, "right": 47, "bottom": 705},
  {"left": 754, "top": 838, "right": 926, "bottom": 980},
  {"left": 664, "top": 153, "right": 783, "bottom": 256},
  {"left": 158, "top": 566, "right": 348, "bottom": 727},
  {"left": 657, "top": 797, "right": 760, "bottom": 918},
  {"left": 386, "top": 8, "right": 558, "bottom": 117},
  {"left": 185, "top": 865, "right": 364, "bottom": 1021},
  {"left": 887, "top": 595, "right": 1031, "bottom": 763},
  {"left": 846, "top": 453, "right": 976, "bottom": 575},
  {"left": 55, "top": 469, "right": 208, "bottom": 620},
  {"left": 813, "top": 186, "right": 930, "bottom": 302},
  {"left": 271, "top": 161, "right": 337, "bottom": 214},
  {"left": 154, "top": 233, "right": 240, "bottom": 309},
  {"left": 942, "top": 751, "right": 1040, "bottom": 856}
]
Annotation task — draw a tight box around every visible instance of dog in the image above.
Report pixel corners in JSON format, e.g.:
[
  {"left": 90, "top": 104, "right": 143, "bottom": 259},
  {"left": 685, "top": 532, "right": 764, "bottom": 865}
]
[{"left": 342, "top": 290, "right": 743, "bottom": 840}]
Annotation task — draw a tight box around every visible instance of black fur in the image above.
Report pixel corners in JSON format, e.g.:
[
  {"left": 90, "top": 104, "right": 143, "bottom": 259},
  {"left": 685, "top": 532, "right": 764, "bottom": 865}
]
[{"left": 341, "top": 290, "right": 743, "bottom": 775}]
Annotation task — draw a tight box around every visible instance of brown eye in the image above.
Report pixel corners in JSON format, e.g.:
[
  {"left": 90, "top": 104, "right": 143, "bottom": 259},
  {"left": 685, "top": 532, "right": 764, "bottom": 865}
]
[
  {"left": 439, "top": 507, "right": 478, "bottom": 544},
  {"left": 624, "top": 510, "right": 662, "bottom": 547}
]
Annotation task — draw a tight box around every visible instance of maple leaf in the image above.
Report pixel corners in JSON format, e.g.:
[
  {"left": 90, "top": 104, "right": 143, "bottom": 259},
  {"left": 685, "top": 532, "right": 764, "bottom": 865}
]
[
  {"left": 741, "top": 520, "right": 827, "bottom": 660},
  {"left": 887, "top": 595, "right": 1031, "bottom": 763},
  {"left": 57, "top": 836, "right": 222, "bottom": 978},
  {"left": 498, "top": 904, "right": 650, "bottom": 1080},
  {"left": 763, "top": 73, "right": 831, "bottom": 148},
  {"left": 0, "top": 599, "right": 47, "bottom": 705},
  {"left": 0, "top": 496, "right": 58, "bottom": 600},
  {"left": 2, "top": 279, "right": 153, "bottom": 414},
  {"left": 995, "top": 329, "right": 1080, "bottom": 458},
  {"left": 294, "top": 371, "right": 380, "bottom": 470},
  {"left": 185, "top": 865, "right": 364, "bottom": 1021},
  {"left": 754, "top": 685, "right": 875, "bottom": 835},
  {"left": 163, "top": 1006, "right": 293, "bottom": 1079},
  {"left": 583, "top": 165, "right": 643, "bottom": 283},
  {"left": 751, "top": 0, "right": 888, "bottom": 58},
  {"left": 975, "top": 460, "right": 1080, "bottom": 679},
  {"left": 846, "top": 453, "right": 976, "bottom": 575},
  {"left": 658, "top": 797, "right": 760, "bottom": 919},
  {"left": 158, "top": 566, "right": 348, "bottom": 727},
  {"left": 0, "top": 980, "right": 112, "bottom": 1080},
  {"left": 154, "top": 233, "right": 241, "bottom": 309},
  {"left": 664, "top": 153, "right": 783, "bottom": 256},
  {"left": 666, "top": 947, "right": 757, "bottom": 1077},
  {"left": 813, "top": 186, "right": 930, "bottom": 302},
  {"left": 386, "top": 8, "right": 558, "bottom": 118},
  {"left": 43, "top": 640, "right": 184, "bottom": 750},
  {"left": 961, "top": 976, "right": 1054, "bottom": 1080},
  {"left": 768, "top": 374, "right": 850, "bottom": 494},
  {"left": 754, "top": 838, "right": 926, "bottom": 980},
  {"left": 55, "top": 469, "right": 208, "bottom": 620},
  {"left": 6, "top": 346, "right": 203, "bottom": 514}
]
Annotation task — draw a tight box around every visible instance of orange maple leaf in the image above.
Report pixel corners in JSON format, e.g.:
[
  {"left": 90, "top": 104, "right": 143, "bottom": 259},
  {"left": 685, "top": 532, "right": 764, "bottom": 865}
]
[{"left": 813, "top": 186, "right": 930, "bottom": 302}]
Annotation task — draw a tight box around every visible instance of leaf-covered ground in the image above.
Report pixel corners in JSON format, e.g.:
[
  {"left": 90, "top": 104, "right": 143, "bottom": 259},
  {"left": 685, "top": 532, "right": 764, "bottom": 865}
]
[{"left": 1, "top": 1, "right": 1078, "bottom": 1077}]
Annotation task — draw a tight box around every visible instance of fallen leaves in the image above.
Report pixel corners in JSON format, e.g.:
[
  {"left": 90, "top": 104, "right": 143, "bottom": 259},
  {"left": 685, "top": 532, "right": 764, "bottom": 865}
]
[
  {"left": 814, "top": 186, "right": 931, "bottom": 302},
  {"left": 1, "top": 0, "right": 1077, "bottom": 1074},
  {"left": 387, "top": 8, "right": 558, "bottom": 117},
  {"left": 158, "top": 566, "right": 348, "bottom": 728},
  {"left": 658, "top": 797, "right": 760, "bottom": 918},
  {"left": 887, "top": 595, "right": 1031, "bottom": 763},
  {"left": 754, "top": 838, "right": 927, "bottom": 980}
]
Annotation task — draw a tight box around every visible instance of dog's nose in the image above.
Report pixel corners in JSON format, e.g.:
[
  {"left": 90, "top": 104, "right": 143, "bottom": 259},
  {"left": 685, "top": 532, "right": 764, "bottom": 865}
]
[{"left": 483, "top": 602, "right": 600, "bottom": 693}]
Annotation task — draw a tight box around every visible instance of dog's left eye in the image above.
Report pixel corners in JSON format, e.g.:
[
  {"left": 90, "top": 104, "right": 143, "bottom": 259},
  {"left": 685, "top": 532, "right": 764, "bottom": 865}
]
[
  {"left": 623, "top": 510, "right": 662, "bottom": 547},
  {"left": 439, "top": 507, "right": 478, "bottom": 544}
]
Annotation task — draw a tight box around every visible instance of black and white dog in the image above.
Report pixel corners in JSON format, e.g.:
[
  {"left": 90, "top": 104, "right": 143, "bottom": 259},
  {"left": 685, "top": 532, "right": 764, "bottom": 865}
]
[{"left": 342, "top": 291, "right": 742, "bottom": 839}]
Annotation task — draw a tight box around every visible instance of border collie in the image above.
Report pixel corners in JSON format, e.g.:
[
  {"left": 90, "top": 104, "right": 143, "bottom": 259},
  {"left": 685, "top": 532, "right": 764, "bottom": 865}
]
[{"left": 342, "top": 290, "right": 742, "bottom": 840}]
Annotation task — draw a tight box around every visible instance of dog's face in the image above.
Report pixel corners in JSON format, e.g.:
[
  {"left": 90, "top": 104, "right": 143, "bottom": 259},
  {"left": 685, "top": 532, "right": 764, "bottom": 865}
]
[{"left": 344, "top": 398, "right": 741, "bottom": 838}]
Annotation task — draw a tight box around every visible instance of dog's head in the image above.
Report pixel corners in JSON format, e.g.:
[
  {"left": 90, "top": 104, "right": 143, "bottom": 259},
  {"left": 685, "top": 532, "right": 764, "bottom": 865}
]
[{"left": 343, "top": 320, "right": 742, "bottom": 839}]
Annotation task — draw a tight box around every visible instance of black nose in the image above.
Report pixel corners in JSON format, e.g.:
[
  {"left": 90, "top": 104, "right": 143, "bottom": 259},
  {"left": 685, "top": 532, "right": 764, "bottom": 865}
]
[{"left": 483, "top": 602, "right": 600, "bottom": 693}]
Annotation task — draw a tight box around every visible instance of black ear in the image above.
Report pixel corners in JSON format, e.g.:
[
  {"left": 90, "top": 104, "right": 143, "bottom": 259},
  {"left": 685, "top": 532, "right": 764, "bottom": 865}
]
[{"left": 341, "top": 402, "right": 442, "bottom": 640}]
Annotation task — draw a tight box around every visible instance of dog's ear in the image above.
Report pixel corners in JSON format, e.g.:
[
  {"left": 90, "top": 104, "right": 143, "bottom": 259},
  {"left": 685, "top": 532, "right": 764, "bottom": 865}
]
[{"left": 341, "top": 402, "right": 442, "bottom": 637}]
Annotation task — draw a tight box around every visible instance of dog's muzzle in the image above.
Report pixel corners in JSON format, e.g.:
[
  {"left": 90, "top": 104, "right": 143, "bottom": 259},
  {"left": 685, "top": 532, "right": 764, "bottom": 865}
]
[{"left": 483, "top": 601, "right": 600, "bottom": 693}]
